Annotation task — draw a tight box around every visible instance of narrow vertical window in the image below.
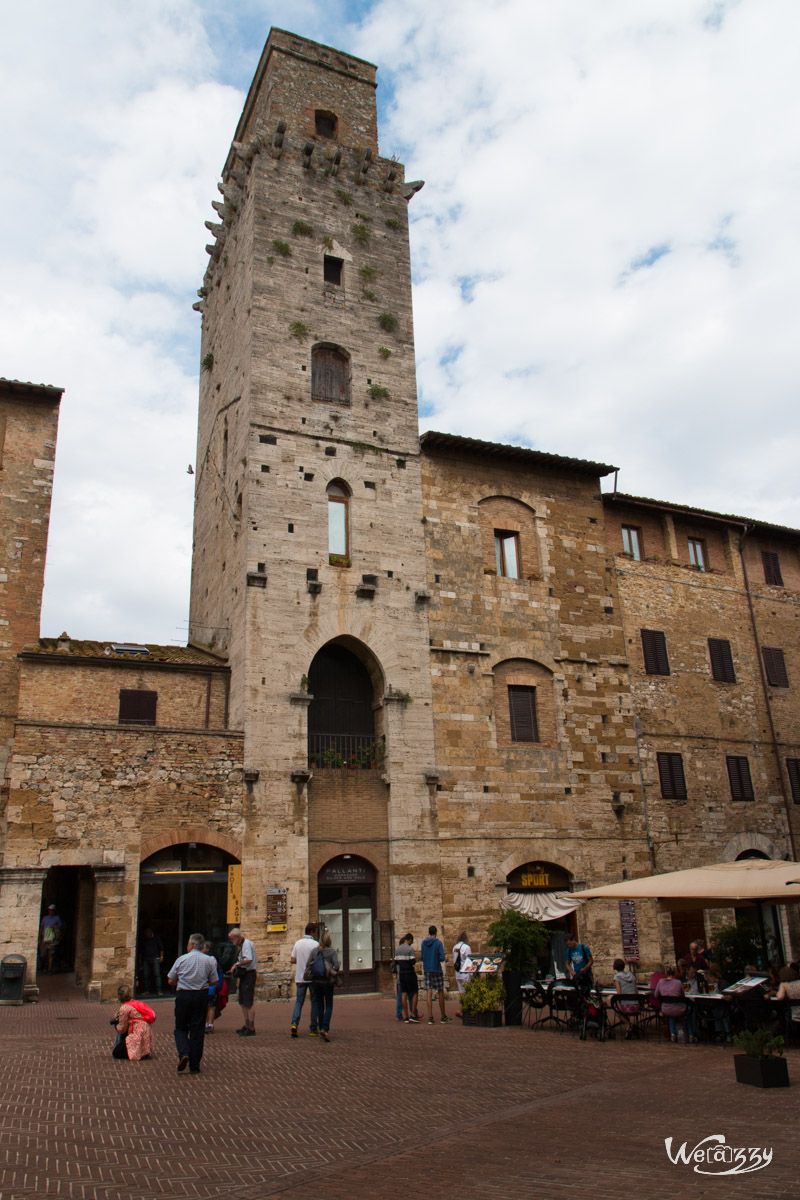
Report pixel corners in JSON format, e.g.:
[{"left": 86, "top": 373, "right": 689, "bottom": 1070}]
[
  {"left": 657, "top": 752, "right": 687, "bottom": 799},
  {"left": 786, "top": 758, "right": 800, "bottom": 803},
  {"left": 762, "top": 646, "right": 789, "bottom": 688},
  {"left": 622, "top": 526, "right": 642, "bottom": 560},
  {"left": 312, "top": 344, "right": 350, "bottom": 406},
  {"left": 323, "top": 255, "right": 343, "bottom": 285},
  {"left": 762, "top": 551, "right": 783, "bottom": 586},
  {"left": 708, "top": 638, "right": 736, "bottom": 683},
  {"left": 327, "top": 481, "right": 350, "bottom": 558},
  {"left": 494, "top": 530, "right": 520, "bottom": 578},
  {"left": 641, "top": 629, "right": 670, "bottom": 676},
  {"left": 508, "top": 686, "right": 539, "bottom": 742},
  {"left": 726, "top": 755, "right": 754, "bottom": 801},
  {"left": 688, "top": 537, "right": 707, "bottom": 571}
]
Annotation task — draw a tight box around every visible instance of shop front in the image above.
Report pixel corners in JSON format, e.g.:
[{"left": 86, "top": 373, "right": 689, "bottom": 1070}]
[
  {"left": 317, "top": 855, "right": 377, "bottom": 993},
  {"left": 503, "top": 861, "right": 577, "bottom": 974}
]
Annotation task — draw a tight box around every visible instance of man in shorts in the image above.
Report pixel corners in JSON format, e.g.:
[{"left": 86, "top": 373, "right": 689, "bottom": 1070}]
[
  {"left": 228, "top": 927, "right": 258, "bottom": 1037},
  {"left": 394, "top": 933, "right": 420, "bottom": 1023},
  {"left": 420, "top": 925, "right": 451, "bottom": 1025}
]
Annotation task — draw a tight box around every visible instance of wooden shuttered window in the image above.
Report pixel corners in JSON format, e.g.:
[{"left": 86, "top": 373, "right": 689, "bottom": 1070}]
[
  {"left": 786, "top": 759, "right": 800, "bottom": 804},
  {"left": 762, "top": 551, "right": 783, "bottom": 587},
  {"left": 726, "top": 755, "right": 754, "bottom": 801},
  {"left": 657, "top": 752, "right": 687, "bottom": 799},
  {"left": 119, "top": 689, "right": 157, "bottom": 726},
  {"left": 311, "top": 346, "right": 350, "bottom": 405},
  {"left": 762, "top": 646, "right": 789, "bottom": 688},
  {"left": 508, "top": 685, "right": 539, "bottom": 742},
  {"left": 641, "top": 629, "right": 670, "bottom": 676},
  {"left": 708, "top": 637, "right": 736, "bottom": 683}
]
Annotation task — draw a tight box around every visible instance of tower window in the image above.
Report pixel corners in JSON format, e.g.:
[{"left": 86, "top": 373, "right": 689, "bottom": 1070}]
[
  {"left": 621, "top": 525, "right": 642, "bottom": 560},
  {"left": 494, "top": 531, "right": 520, "bottom": 578},
  {"left": 327, "top": 480, "right": 350, "bottom": 557},
  {"left": 762, "top": 550, "right": 783, "bottom": 586},
  {"left": 119, "top": 689, "right": 157, "bottom": 726},
  {"left": 726, "top": 755, "right": 754, "bottom": 801},
  {"left": 657, "top": 751, "right": 686, "bottom": 799},
  {"left": 312, "top": 344, "right": 351, "bottom": 406},
  {"left": 324, "top": 256, "right": 343, "bottom": 285},
  {"left": 508, "top": 685, "right": 539, "bottom": 742},
  {"left": 641, "top": 629, "right": 670, "bottom": 676},
  {"left": 688, "top": 537, "right": 707, "bottom": 571},
  {"left": 315, "top": 110, "right": 337, "bottom": 139}
]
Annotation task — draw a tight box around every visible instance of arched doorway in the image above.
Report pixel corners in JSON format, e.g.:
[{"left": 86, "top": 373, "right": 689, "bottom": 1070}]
[
  {"left": 307, "top": 641, "right": 382, "bottom": 769},
  {"left": 318, "top": 855, "right": 377, "bottom": 993},
  {"left": 505, "top": 861, "right": 575, "bottom": 975},
  {"left": 137, "top": 842, "right": 240, "bottom": 995}
]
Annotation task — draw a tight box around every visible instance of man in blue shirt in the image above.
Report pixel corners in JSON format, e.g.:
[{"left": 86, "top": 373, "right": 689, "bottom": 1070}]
[
  {"left": 565, "top": 935, "right": 594, "bottom": 987},
  {"left": 420, "top": 926, "right": 451, "bottom": 1025}
]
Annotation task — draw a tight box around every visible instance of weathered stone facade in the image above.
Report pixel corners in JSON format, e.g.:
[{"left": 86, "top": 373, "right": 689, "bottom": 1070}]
[{"left": 1, "top": 30, "right": 798, "bottom": 998}]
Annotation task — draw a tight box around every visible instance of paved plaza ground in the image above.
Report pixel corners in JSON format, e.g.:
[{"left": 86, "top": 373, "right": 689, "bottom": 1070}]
[{"left": 0, "top": 978, "right": 798, "bottom": 1200}]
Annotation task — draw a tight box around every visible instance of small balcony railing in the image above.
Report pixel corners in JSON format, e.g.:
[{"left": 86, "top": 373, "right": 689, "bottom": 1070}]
[{"left": 308, "top": 733, "right": 384, "bottom": 770}]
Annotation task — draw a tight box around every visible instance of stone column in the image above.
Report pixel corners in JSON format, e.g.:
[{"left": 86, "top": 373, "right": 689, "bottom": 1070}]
[
  {"left": 86, "top": 865, "right": 132, "bottom": 1001},
  {"left": 0, "top": 866, "right": 47, "bottom": 998}
]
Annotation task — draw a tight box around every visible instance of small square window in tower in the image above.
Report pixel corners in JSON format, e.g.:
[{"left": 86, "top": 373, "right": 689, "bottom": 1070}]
[
  {"left": 315, "top": 110, "right": 337, "bottom": 139},
  {"left": 508, "top": 685, "right": 539, "bottom": 742},
  {"left": 119, "top": 689, "right": 157, "bottom": 726},
  {"left": 494, "top": 530, "right": 520, "bottom": 578},
  {"left": 312, "top": 345, "right": 350, "bottom": 406},
  {"left": 324, "top": 256, "right": 343, "bottom": 286}
]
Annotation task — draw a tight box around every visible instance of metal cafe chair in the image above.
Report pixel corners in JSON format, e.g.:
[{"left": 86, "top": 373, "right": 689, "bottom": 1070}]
[
  {"left": 522, "top": 981, "right": 551, "bottom": 1029},
  {"left": 695, "top": 997, "right": 732, "bottom": 1044},
  {"left": 609, "top": 993, "right": 645, "bottom": 1040},
  {"left": 551, "top": 982, "right": 584, "bottom": 1034}
]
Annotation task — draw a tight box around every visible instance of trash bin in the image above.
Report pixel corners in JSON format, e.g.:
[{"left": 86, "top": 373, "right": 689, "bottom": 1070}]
[{"left": 0, "top": 955, "right": 27, "bottom": 1005}]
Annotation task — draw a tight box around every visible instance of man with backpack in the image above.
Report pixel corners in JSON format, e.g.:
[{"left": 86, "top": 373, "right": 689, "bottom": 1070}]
[{"left": 565, "top": 935, "right": 594, "bottom": 987}]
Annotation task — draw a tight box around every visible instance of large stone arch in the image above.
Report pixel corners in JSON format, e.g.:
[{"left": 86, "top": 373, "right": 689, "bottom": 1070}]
[
  {"left": 721, "top": 831, "right": 787, "bottom": 863},
  {"left": 139, "top": 827, "right": 242, "bottom": 863}
]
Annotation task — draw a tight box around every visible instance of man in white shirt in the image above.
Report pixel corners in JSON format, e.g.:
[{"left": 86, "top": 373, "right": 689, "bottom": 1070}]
[
  {"left": 167, "top": 932, "right": 218, "bottom": 1073},
  {"left": 290, "top": 922, "right": 320, "bottom": 1037},
  {"left": 228, "top": 927, "right": 258, "bottom": 1037}
]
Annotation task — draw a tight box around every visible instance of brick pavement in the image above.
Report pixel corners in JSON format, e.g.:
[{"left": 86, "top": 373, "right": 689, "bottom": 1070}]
[{"left": 0, "top": 984, "right": 798, "bottom": 1200}]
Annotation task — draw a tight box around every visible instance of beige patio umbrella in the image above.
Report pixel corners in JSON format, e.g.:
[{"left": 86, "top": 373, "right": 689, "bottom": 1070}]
[{"left": 569, "top": 859, "right": 800, "bottom": 912}]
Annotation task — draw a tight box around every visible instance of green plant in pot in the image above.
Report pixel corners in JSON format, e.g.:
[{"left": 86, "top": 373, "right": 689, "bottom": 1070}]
[
  {"left": 486, "top": 909, "right": 549, "bottom": 1026},
  {"left": 733, "top": 1029, "right": 789, "bottom": 1089},
  {"left": 460, "top": 975, "right": 505, "bottom": 1026}
]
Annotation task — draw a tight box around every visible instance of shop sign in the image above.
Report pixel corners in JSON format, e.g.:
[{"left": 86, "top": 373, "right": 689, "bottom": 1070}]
[
  {"left": 319, "top": 862, "right": 373, "bottom": 885},
  {"left": 227, "top": 865, "right": 241, "bottom": 924},
  {"left": 266, "top": 887, "right": 287, "bottom": 931}
]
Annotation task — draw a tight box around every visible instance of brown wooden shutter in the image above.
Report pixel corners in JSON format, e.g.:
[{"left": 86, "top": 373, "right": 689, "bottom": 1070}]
[
  {"left": 726, "top": 755, "right": 754, "bottom": 801},
  {"left": 508, "top": 686, "right": 539, "bottom": 742},
  {"left": 312, "top": 346, "right": 350, "bottom": 405},
  {"left": 786, "top": 759, "right": 800, "bottom": 803},
  {"left": 708, "top": 638, "right": 736, "bottom": 683},
  {"left": 657, "top": 752, "right": 686, "bottom": 799},
  {"left": 641, "top": 629, "right": 670, "bottom": 676},
  {"left": 119, "top": 689, "right": 157, "bottom": 725},
  {"left": 762, "top": 551, "right": 783, "bottom": 587},
  {"left": 762, "top": 646, "right": 789, "bottom": 688}
]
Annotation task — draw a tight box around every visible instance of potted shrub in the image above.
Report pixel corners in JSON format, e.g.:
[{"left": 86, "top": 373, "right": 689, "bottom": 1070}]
[
  {"left": 460, "top": 975, "right": 505, "bottom": 1027},
  {"left": 486, "top": 910, "right": 549, "bottom": 1026},
  {"left": 733, "top": 1029, "right": 790, "bottom": 1088}
]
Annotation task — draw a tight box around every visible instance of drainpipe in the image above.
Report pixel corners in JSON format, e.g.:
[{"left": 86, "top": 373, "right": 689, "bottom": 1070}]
[{"left": 738, "top": 526, "right": 797, "bottom": 861}]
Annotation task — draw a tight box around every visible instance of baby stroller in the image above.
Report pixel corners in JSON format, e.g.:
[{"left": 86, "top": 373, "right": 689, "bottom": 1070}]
[{"left": 578, "top": 987, "right": 608, "bottom": 1042}]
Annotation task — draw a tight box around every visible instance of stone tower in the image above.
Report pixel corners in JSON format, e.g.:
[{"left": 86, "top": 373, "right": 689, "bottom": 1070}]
[{"left": 189, "top": 29, "right": 439, "bottom": 986}]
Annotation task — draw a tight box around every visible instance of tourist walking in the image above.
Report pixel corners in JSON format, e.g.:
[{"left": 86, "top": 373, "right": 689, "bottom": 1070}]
[
  {"left": 310, "top": 931, "right": 340, "bottom": 1042},
  {"left": 167, "top": 932, "right": 218, "bottom": 1074},
  {"left": 420, "top": 926, "right": 451, "bottom": 1025},
  {"left": 290, "top": 922, "right": 320, "bottom": 1038},
  {"left": 228, "top": 928, "right": 258, "bottom": 1037}
]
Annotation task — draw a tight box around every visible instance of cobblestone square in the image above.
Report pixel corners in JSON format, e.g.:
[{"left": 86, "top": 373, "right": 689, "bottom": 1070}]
[{"left": 1, "top": 989, "right": 798, "bottom": 1200}]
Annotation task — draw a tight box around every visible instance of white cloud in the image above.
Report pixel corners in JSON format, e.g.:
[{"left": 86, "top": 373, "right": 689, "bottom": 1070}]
[{"left": 2, "top": 0, "right": 799, "bottom": 645}]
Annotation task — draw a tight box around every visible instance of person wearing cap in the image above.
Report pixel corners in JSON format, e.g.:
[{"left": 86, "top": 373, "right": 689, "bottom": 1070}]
[
  {"left": 228, "top": 927, "right": 258, "bottom": 1037},
  {"left": 39, "top": 904, "right": 63, "bottom": 974}
]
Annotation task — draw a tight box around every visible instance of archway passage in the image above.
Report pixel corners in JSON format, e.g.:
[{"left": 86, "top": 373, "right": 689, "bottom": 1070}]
[
  {"left": 318, "top": 855, "right": 377, "bottom": 993},
  {"left": 137, "top": 842, "right": 240, "bottom": 996},
  {"left": 505, "top": 860, "right": 575, "bottom": 975},
  {"left": 307, "top": 642, "right": 380, "bottom": 769},
  {"left": 38, "top": 865, "right": 94, "bottom": 982}
]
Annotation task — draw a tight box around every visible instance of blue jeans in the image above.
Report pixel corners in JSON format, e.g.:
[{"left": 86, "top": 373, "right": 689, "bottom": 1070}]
[
  {"left": 313, "top": 982, "right": 334, "bottom": 1032},
  {"left": 667, "top": 1008, "right": 696, "bottom": 1038},
  {"left": 396, "top": 978, "right": 403, "bottom": 1018},
  {"left": 292, "top": 982, "right": 320, "bottom": 1029}
]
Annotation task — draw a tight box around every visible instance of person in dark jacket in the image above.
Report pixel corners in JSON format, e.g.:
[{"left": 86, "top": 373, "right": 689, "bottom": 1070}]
[{"left": 309, "top": 931, "right": 340, "bottom": 1042}]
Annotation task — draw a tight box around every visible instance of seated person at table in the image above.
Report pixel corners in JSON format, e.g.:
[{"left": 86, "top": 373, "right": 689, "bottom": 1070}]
[
  {"left": 612, "top": 958, "right": 639, "bottom": 1037},
  {"left": 648, "top": 963, "right": 666, "bottom": 1010},
  {"left": 565, "top": 936, "right": 593, "bottom": 987},
  {"left": 654, "top": 966, "right": 696, "bottom": 1043},
  {"left": 684, "top": 965, "right": 701, "bottom": 995},
  {"left": 704, "top": 965, "right": 729, "bottom": 994},
  {"left": 774, "top": 966, "right": 800, "bottom": 1024}
]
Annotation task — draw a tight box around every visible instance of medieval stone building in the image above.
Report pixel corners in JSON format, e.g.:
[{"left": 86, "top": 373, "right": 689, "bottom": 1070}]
[{"left": 1, "top": 30, "right": 798, "bottom": 999}]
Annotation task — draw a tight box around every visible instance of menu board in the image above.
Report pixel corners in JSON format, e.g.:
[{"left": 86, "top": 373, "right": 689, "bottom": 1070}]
[
  {"left": 724, "top": 975, "right": 768, "bottom": 994},
  {"left": 619, "top": 899, "right": 640, "bottom": 962}
]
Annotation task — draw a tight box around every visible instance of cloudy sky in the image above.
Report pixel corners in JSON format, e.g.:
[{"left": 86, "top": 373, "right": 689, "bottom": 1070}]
[{"left": 2, "top": 0, "right": 798, "bottom": 644}]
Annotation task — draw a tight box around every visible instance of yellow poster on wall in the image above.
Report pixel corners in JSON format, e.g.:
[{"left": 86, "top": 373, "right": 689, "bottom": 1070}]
[{"left": 227, "top": 865, "right": 241, "bottom": 924}]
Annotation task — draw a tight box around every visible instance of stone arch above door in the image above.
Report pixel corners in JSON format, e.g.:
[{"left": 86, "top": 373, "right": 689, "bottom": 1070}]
[
  {"left": 722, "top": 832, "right": 786, "bottom": 863},
  {"left": 139, "top": 827, "right": 242, "bottom": 863}
]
